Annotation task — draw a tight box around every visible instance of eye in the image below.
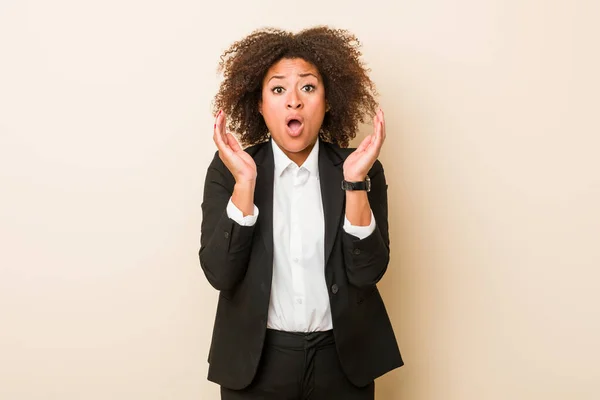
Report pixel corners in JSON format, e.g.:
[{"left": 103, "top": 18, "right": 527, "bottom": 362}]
[
  {"left": 271, "top": 86, "right": 285, "bottom": 94},
  {"left": 302, "top": 84, "right": 316, "bottom": 92}
]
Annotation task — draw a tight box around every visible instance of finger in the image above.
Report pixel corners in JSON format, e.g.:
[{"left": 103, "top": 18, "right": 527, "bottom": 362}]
[
  {"left": 213, "top": 122, "right": 227, "bottom": 151},
  {"left": 213, "top": 110, "right": 223, "bottom": 143},
  {"left": 213, "top": 109, "right": 222, "bottom": 132},
  {"left": 356, "top": 134, "right": 373, "bottom": 153},
  {"left": 238, "top": 150, "right": 257, "bottom": 170},
  {"left": 372, "top": 130, "right": 382, "bottom": 155},
  {"left": 226, "top": 132, "right": 243, "bottom": 153},
  {"left": 213, "top": 114, "right": 233, "bottom": 156},
  {"left": 367, "top": 120, "right": 384, "bottom": 157},
  {"left": 379, "top": 109, "right": 386, "bottom": 142},
  {"left": 214, "top": 112, "right": 230, "bottom": 149},
  {"left": 366, "top": 112, "right": 380, "bottom": 151},
  {"left": 372, "top": 112, "right": 381, "bottom": 139},
  {"left": 371, "top": 110, "right": 384, "bottom": 150},
  {"left": 374, "top": 110, "right": 382, "bottom": 137},
  {"left": 213, "top": 118, "right": 223, "bottom": 147},
  {"left": 217, "top": 111, "right": 228, "bottom": 145}
]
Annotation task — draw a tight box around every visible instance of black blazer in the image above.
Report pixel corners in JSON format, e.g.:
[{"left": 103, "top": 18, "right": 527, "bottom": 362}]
[{"left": 199, "top": 139, "right": 403, "bottom": 390}]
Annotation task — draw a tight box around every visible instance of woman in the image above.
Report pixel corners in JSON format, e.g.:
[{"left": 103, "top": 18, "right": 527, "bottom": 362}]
[{"left": 200, "top": 26, "right": 403, "bottom": 400}]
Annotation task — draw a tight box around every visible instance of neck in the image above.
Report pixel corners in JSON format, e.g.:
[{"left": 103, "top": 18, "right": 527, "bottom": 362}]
[{"left": 280, "top": 140, "right": 317, "bottom": 167}]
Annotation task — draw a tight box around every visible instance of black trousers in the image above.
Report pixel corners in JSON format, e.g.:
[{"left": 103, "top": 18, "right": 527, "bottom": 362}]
[{"left": 221, "top": 329, "right": 375, "bottom": 400}]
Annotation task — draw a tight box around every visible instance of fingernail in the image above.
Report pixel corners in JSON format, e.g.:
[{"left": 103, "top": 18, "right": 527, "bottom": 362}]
[{"left": 214, "top": 124, "right": 216, "bottom": 128}]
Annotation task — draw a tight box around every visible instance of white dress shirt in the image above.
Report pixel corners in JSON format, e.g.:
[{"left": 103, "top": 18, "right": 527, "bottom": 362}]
[{"left": 226, "top": 139, "right": 375, "bottom": 332}]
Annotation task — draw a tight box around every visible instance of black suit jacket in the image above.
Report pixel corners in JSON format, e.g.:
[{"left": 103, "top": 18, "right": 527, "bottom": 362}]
[{"left": 199, "top": 139, "right": 403, "bottom": 390}]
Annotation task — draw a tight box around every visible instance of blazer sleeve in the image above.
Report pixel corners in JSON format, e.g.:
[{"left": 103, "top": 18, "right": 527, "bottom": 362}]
[
  {"left": 199, "top": 152, "right": 256, "bottom": 291},
  {"left": 342, "top": 159, "right": 391, "bottom": 287}
]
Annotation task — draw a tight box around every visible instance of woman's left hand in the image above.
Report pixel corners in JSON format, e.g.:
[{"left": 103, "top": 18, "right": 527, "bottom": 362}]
[{"left": 343, "top": 109, "right": 386, "bottom": 181}]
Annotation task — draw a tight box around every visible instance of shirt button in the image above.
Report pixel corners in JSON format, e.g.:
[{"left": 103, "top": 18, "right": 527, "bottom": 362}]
[
  {"left": 224, "top": 231, "right": 229, "bottom": 239},
  {"left": 331, "top": 284, "right": 339, "bottom": 294},
  {"left": 293, "top": 258, "right": 299, "bottom": 263},
  {"left": 297, "top": 298, "right": 303, "bottom": 304},
  {"left": 353, "top": 248, "right": 361, "bottom": 255}
]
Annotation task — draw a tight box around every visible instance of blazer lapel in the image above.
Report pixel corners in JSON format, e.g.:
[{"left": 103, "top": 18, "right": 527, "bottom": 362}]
[
  {"left": 319, "top": 141, "right": 345, "bottom": 266},
  {"left": 253, "top": 141, "right": 275, "bottom": 258}
]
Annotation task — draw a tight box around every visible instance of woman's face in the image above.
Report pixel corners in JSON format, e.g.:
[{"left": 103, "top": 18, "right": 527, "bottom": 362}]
[{"left": 259, "top": 58, "right": 326, "bottom": 166}]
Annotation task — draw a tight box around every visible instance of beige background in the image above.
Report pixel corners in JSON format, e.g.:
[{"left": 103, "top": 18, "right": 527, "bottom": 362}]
[{"left": 1, "top": 0, "right": 599, "bottom": 399}]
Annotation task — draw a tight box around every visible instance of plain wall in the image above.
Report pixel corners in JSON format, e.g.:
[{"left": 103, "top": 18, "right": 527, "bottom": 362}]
[{"left": 1, "top": 0, "right": 598, "bottom": 399}]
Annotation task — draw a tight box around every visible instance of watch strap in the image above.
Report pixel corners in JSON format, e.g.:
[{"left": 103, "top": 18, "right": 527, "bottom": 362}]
[{"left": 341, "top": 175, "right": 371, "bottom": 191}]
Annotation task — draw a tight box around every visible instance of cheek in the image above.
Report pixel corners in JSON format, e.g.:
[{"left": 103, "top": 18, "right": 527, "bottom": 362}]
[
  {"left": 260, "top": 101, "right": 282, "bottom": 128},
  {"left": 261, "top": 96, "right": 281, "bottom": 112},
  {"left": 308, "top": 94, "right": 326, "bottom": 108},
  {"left": 308, "top": 100, "right": 327, "bottom": 118},
  {"left": 263, "top": 105, "right": 279, "bottom": 122}
]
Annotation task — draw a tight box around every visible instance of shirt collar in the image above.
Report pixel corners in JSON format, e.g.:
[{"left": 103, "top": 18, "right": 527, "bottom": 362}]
[{"left": 271, "top": 138, "right": 320, "bottom": 177}]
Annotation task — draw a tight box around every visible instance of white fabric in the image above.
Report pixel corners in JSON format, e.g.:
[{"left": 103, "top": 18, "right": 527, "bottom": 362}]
[
  {"left": 226, "top": 139, "right": 376, "bottom": 332},
  {"left": 226, "top": 200, "right": 259, "bottom": 226}
]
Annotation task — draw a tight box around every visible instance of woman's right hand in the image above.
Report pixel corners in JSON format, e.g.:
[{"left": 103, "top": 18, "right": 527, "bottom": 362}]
[{"left": 213, "top": 110, "right": 257, "bottom": 184}]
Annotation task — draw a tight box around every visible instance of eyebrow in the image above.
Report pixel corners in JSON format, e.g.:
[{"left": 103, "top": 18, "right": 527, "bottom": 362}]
[{"left": 268, "top": 72, "right": 319, "bottom": 83}]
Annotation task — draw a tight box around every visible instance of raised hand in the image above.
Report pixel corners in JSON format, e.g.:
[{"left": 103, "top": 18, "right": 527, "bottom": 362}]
[
  {"left": 343, "top": 109, "right": 386, "bottom": 181},
  {"left": 213, "top": 110, "right": 257, "bottom": 184}
]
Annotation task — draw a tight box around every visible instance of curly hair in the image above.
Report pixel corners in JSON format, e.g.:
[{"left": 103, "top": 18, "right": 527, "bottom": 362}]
[{"left": 213, "top": 26, "right": 378, "bottom": 148}]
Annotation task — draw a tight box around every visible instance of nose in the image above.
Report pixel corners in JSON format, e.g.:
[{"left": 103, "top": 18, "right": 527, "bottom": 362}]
[{"left": 287, "top": 89, "right": 303, "bottom": 109}]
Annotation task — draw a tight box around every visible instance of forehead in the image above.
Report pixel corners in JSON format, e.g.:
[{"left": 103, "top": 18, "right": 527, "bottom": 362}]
[{"left": 264, "top": 58, "right": 321, "bottom": 80}]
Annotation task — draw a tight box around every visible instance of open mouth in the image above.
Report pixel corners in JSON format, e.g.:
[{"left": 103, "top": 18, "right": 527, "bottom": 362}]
[{"left": 287, "top": 119, "right": 303, "bottom": 135}]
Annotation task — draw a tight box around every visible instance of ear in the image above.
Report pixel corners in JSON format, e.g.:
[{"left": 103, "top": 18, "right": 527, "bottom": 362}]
[{"left": 258, "top": 100, "right": 263, "bottom": 115}]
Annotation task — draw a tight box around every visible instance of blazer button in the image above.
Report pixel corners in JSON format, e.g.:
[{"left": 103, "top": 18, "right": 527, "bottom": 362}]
[
  {"left": 224, "top": 231, "right": 229, "bottom": 239},
  {"left": 353, "top": 248, "right": 361, "bottom": 255},
  {"left": 331, "top": 284, "right": 339, "bottom": 294}
]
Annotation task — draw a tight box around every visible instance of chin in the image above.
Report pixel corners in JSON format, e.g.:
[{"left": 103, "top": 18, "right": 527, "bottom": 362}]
[
  {"left": 275, "top": 131, "right": 315, "bottom": 146},
  {"left": 287, "top": 138, "right": 316, "bottom": 151}
]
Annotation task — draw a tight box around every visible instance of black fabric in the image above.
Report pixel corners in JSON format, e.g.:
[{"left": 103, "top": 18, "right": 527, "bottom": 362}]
[
  {"left": 200, "top": 139, "right": 403, "bottom": 389},
  {"left": 220, "top": 329, "right": 374, "bottom": 400}
]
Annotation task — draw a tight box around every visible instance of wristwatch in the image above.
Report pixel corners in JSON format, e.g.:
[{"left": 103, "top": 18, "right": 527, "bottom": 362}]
[{"left": 341, "top": 175, "right": 371, "bottom": 192}]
